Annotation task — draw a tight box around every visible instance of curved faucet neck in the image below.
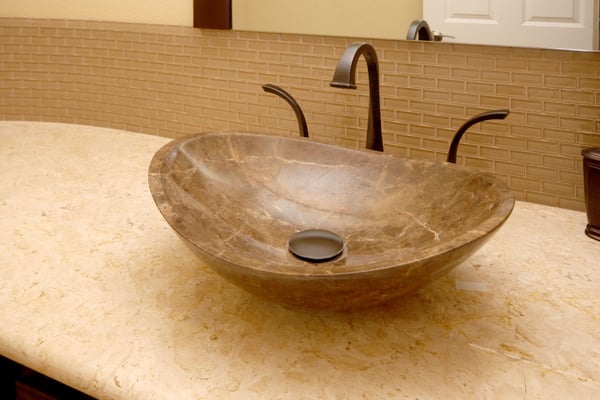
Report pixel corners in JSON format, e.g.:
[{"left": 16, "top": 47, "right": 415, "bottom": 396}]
[
  {"left": 406, "top": 19, "right": 433, "bottom": 41},
  {"left": 330, "top": 42, "right": 383, "bottom": 152}
]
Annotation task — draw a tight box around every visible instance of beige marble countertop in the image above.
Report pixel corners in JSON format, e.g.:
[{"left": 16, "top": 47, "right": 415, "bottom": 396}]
[{"left": 1, "top": 121, "right": 599, "bottom": 399}]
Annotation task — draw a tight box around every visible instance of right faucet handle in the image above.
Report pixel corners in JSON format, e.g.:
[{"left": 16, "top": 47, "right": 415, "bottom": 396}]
[{"left": 447, "top": 109, "right": 510, "bottom": 164}]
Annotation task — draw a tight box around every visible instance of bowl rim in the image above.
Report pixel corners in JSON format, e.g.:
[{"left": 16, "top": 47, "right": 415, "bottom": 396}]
[{"left": 148, "top": 131, "right": 515, "bottom": 277}]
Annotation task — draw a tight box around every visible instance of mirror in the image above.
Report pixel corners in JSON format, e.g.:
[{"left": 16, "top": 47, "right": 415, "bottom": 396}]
[
  {"left": 233, "top": 0, "right": 422, "bottom": 41},
  {"left": 232, "top": 0, "right": 599, "bottom": 51}
]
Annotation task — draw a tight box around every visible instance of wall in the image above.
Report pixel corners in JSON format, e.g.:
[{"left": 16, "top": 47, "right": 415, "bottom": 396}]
[
  {"left": 1, "top": 18, "right": 599, "bottom": 211},
  {"left": 233, "top": 0, "right": 423, "bottom": 39},
  {"left": 0, "top": 0, "right": 192, "bottom": 25}
]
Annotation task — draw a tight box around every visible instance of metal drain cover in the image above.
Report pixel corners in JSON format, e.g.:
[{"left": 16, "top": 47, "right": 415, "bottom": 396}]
[{"left": 288, "top": 229, "right": 344, "bottom": 262}]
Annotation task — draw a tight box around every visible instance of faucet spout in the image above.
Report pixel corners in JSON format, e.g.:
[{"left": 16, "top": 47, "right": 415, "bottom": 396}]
[
  {"left": 330, "top": 42, "right": 383, "bottom": 152},
  {"left": 406, "top": 19, "right": 434, "bottom": 41}
]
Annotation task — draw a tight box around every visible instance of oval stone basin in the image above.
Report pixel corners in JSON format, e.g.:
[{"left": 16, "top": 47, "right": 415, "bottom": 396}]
[{"left": 148, "top": 132, "right": 514, "bottom": 310}]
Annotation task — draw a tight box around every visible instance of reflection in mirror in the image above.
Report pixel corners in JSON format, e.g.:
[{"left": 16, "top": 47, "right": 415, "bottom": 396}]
[
  {"left": 422, "top": 0, "right": 599, "bottom": 51},
  {"left": 231, "top": 0, "right": 599, "bottom": 51},
  {"left": 233, "top": 0, "right": 422, "bottom": 41}
]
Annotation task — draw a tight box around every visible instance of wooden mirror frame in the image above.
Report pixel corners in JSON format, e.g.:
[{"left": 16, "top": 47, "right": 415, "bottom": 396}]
[{"left": 194, "top": 0, "right": 231, "bottom": 29}]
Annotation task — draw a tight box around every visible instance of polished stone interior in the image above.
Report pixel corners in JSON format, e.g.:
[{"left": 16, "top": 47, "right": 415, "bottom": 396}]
[{"left": 148, "top": 132, "right": 514, "bottom": 310}]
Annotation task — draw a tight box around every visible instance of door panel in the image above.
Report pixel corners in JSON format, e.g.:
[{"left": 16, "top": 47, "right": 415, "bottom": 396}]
[{"left": 423, "top": 0, "right": 598, "bottom": 50}]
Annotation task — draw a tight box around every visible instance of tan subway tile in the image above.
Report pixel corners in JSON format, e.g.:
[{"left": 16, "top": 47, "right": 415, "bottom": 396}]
[
  {"left": 450, "top": 92, "right": 479, "bottom": 106},
  {"left": 396, "top": 110, "right": 423, "bottom": 124},
  {"left": 511, "top": 124, "right": 543, "bottom": 138},
  {"left": 385, "top": 120, "right": 409, "bottom": 134},
  {"left": 527, "top": 113, "right": 560, "bottom": 128},
  {"left": 409, "top": 100, "right": 436, "bottom": 114},
  {"left": 544, "top": 74, "right": 578, "bottom": 88},
  {"left": 423, "top": 113, "right": 450, "bottom": 127},
  {"left": 409, "top": 76, "right": 436, "bottom": 89},
  {"left": 542, "top": 128, "right": 578, "bottom": 144},
  {"left": 579, "top": 77, "right": 600, "bottom": 90},
  {"left": 466, "top": 81, "right": 495, "bottom": 94},
  {"left": 437, "top": 79, "right": 465, "bottom": 92},
  {"left": 464, "top": 156, "right": 494, "bottom": 171},
  {"left": 397, "top": 63, "right": 423, "bottom": 75},
  {"left": 527, "top": 139, "right": 560, "bottom": 154},
  {"left": 466, "top": 56, "right": 495, "bottom": 69},
  {"left": 383, "top": 73, "right": 409, "bottom": 86},
  {"left": 511, "top": 72, "right": 544, "bottom": 85},
  {"left": 451, "top": 43, "right": 485, "bottom": 55},
  {"left": 527, "top": 86, "right": 560, "bottom": 100},
  {"left": 560, "top": 117, "right": 595, "bottom": 132},
  {"left": 525, "top": 191, "right": 559, "bottom": 207},
  {"left": 527, "top": 165, "right": 558, "bottom": 181},
  {"left": 381, "top": 142, "right": 409, "bottom": 157},
  {"left": 424, "top": 65, "right": 451, "bottom": 78},
  {"left": 542, "top": 154, "right": 576, "bottom": 170},
  {"left": 383, "top": 97, "right": 410, "bottom": 110},
  {"left": 511, "top": 150, "right": 542, "bottom": 165},
  {"left": 481, "top": 70, "right": 510, "bottom": 82},
  {"left": 496, "top": 57, "right": 528, "bottom": 71},
  {"left": 496, "top": 84, "right": 526, "bottom": 97},
  {"left": 577, "top": 132, "right": 600, "bottom": 146},
  {"left": 542, "top": 181, "right": 575, "bottom": 197},
  {"left": 496, "top": 135, "right": 527, "bottom": 149},
  {"left": 458, "top": 109, "right": 510, "bottom": 133},
  {"left": 577, "top": 105, "right": 600, "bottom": 118},
  {"left": 561, "top": 61, "right": 598, "bottom": 76},
  {"left": 394, "top": 133, "right": 423, "bottom": 147},
  {"left": 528, "top": 60, "right": 561, "bottom": 73},
  {"left": 511, "top": 98, "right": 543, "bottom": 113},
  {"left": 438, "top": 53, "right": 467, "bottom": 66},
  {"left": 408, "top": 147, "right": 437, "bottom": 160},
  {"left": 396, "top": 87, "right": 423, "bottom": 99},
  {"left": 408, "top": 124, "right": 437, "bottom": 138},
  {"left": 559, "top": 197, "right": 585, "bottom": 211},
  {"left": 495, "top": 161, "right": 526, "bottom": 176},
  {"left": 410, "top": 51, "right": 437, "bottom": 65},
  {"left": 480, "top": 146, "right": 510, "bottom": 161},
  {"left": 543, "top": 101, "right": 576, "bottom": 116},
  {"left": 382, "top": 48, "right": 410, "bottom": 63},
  {"left": 436, "top": 103, "right": 465, "bottom": 117},
  {"left": 559, "top": 170, "right": 584, "bottom": 185},
  {"left": 423, "top": 137, "right": 450, "bottom": 152},
  {"left": 511, "top": 176, "right": 542, "bottom": 191},
  {"left": 559, "top": 143, "right": 586, "bottom": 157},
  {"left": 510, "top": 46, "right": 545, "bottom": 58},
  {"left": 451, "top": 67, "right": 481, "bottom": 80},
  {"left": 423, "top": 89, "right": 450, "bottom": 102},
  {"left": 480, "top": 96, "right": 510, "bottom": 108}
]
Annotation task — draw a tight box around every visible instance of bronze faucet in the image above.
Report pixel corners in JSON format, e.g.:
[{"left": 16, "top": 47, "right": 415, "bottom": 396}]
[{"left": 330, "top": 42, "right": 384, "bottom": 152}]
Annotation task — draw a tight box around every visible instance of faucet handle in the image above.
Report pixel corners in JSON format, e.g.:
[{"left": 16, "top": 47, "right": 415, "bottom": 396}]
[{"left": 431, "top": 31, "right": 455, "bottom": 42}]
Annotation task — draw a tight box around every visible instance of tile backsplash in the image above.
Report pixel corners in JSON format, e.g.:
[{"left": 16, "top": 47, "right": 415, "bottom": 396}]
[{"left": 1, "top": 18, "right": 599, "bottom": 210}]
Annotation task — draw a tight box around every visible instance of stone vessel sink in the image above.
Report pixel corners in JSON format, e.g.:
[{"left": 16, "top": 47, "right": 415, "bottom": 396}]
[{"left": 148, "top": 132, "right": 514, "bottom": 310}]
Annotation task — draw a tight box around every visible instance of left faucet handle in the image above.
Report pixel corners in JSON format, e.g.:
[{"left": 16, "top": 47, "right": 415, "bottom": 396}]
[{"left": 262, "top": 84, "right": 309, "bottom": 138}]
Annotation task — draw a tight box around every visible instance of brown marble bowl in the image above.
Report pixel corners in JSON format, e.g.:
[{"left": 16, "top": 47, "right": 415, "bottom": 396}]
[{"left": 148, "top": 132, "right": 514, "bottom": 310}]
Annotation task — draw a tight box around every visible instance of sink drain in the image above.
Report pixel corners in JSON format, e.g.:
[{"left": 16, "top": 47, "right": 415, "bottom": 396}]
[{"left": 288, "top": 229, "right": 344, "bottom": 262}]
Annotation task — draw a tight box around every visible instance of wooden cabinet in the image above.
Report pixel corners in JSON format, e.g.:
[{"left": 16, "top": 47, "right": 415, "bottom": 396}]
[{"left": 1, "top": 356, "right": 94, "bottom": 400}]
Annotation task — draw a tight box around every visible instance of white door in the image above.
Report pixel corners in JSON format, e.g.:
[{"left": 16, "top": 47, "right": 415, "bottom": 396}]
[{"left": 423, "top": 0, "right": 598, "bottom": 50}]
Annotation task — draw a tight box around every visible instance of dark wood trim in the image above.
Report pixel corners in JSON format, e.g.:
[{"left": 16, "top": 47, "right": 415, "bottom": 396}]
[{"left": 193, "top": 0, "right": 232, "bottom": 29}]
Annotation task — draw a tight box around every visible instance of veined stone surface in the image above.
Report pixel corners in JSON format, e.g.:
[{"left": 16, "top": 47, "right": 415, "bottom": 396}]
[
  {"left": 1, "top": 122, "right": 599, "bottom": 399},
  {"left": 149, "top": 132, "right": 514, "bottom": 310}
]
